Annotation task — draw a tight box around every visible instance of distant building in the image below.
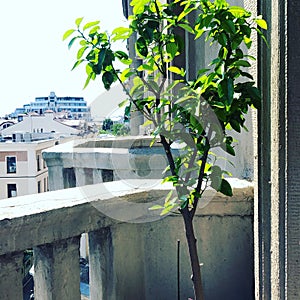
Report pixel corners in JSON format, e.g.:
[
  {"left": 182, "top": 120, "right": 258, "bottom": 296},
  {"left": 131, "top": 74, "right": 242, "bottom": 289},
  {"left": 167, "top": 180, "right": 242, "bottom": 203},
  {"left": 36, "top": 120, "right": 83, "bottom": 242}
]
[
  {"left": 0, "top": 110, "right": 81, "bottom": 199},
  {"left": 0, "top": 139, "right": 55, "bottom": 199},
  {"left": 0, "top": 112, "right": 80, "bottom": 139},
  {"left": 0, "top": 119, "right": 16, "bottom": 131},
  {"left": 11, "top": 91, "right": 91, "bottom": 120}
]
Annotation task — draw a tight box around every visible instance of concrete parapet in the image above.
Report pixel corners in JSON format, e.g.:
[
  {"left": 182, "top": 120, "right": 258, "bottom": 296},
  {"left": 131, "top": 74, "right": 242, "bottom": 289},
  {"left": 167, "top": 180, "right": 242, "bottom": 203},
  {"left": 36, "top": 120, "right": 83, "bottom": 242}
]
[{"left": 0, "top": 179, "right": 253, "bottom": 299}]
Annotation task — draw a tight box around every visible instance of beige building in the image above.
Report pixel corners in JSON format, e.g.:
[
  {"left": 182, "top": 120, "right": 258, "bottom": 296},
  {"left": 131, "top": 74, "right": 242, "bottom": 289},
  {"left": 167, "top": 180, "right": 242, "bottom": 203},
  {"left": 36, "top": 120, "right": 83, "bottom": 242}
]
[{"left": 0, "top": 139, "right": 59, "bottom": 199}]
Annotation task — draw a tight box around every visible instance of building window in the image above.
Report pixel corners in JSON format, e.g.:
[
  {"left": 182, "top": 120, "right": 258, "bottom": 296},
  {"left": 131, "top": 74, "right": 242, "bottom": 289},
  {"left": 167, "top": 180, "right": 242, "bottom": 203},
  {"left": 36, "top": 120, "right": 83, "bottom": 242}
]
[
  {"left": 101, "top": 169, "right": 114, "bottom": 182},
  {"left": 37, "top": 181, "right": 41, "bottom": 193},
  {"left": 6, "top": 157, "right": 16, "bottom": 173},
  {"left": 37, "top": 155, "right": 41, "bottom": 171},
  {"left": 44, "top": 177, "right": 47, "bottom": 192},
  {"left": 7, "top": 184, "right": 17, "bottom": 198}
]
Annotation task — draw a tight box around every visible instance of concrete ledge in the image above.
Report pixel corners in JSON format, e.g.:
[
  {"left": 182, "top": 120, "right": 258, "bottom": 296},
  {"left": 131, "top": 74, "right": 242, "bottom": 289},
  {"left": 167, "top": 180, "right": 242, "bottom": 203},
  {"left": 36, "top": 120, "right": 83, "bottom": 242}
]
[{"left": 0, "top": 179, "right": 253, "bottom": 256}]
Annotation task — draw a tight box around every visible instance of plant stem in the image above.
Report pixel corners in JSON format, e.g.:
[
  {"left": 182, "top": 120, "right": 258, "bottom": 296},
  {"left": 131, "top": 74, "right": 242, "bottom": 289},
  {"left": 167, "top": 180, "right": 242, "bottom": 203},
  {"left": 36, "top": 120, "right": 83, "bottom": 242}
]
[{"left": 182, "top": 208, "right": 204, "bottom": 300}]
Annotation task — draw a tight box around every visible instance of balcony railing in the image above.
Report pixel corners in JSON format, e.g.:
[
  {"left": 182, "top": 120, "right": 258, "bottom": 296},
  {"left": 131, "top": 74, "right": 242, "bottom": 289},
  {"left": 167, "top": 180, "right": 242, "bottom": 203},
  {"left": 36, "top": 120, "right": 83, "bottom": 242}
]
[{"left": 0, "top": 179, "right": 254, "bottom": 300}]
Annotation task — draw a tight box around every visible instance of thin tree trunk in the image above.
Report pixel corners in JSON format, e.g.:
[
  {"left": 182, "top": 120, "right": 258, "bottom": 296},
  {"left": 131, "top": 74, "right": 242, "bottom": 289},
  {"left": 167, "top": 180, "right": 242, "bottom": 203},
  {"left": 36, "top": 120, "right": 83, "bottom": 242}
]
[{"left": 182, "top": 209, "right": 204, "bottom": 300}]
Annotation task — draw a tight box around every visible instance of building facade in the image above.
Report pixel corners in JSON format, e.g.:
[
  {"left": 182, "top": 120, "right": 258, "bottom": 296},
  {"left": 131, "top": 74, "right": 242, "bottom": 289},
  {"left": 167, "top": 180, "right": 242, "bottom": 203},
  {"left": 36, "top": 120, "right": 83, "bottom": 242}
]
[
  {"left": 0, "top": 112, "right": 81, "bottom": 200},
  {"left": 0, "top": 140, "right": 54, "bottom": 199},
  {"left": 12, "top": 91, "right": 91, "bottom": 120},
  {"left": 0, "top": 112, "right": 80, "bottom": 138}
]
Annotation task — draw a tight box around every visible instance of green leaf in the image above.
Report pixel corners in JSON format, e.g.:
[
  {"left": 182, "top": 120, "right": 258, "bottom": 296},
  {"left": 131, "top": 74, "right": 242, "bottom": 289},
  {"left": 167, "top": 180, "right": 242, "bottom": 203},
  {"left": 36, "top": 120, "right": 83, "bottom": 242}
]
[
  {"left": 115, "top": 50, "right": 129, "bottom": 60},
  {"left": 86, "top": 63, "right": 93, "bottom": 76},
  {"left": 166, "top": 42, "right": 178, "bottom": 59},
  {"left": 149, "top": 205, "right": 164, "bottom": 210},
  {"left": 212, "top": 101, "right": 225, "bottom": 108},
  {"left": 71, "top": 59, "right": 85, "bottom": 71},
  {"left": 195, "top": 28, "right": 205, "bottom": 39},
  {"left": 222, "top": 19, "right": 236, "bottom": 34},
  {"left": 255, "top": 18, "right": 268, "bottom": 30},
  {"left": 219, "top": 179, "right": 233, "bottom": 196},
  {"left": 83, "top": 20, "right": 100, "bottom": 31},
  {"left": 89, "top": 26, "right": 100, "bottom": 37},
  {"left": 112, "top": 27, "right": 132, "bottom": 41},
  {"left": 218, "top": 78, "right": 234, "bottom": 106},
  {"left": 233, "top": 60, "right": 251, "bottom": 67},
  {"left": 229, "top": 119, "right": 241, "bottom": 132},
  {"left": 83, "top": 73, "right": 92, "bottom": 89},
  {"left": 68, "top": 36, "right": 79, "bottom": 49},
  {"left": 75, "top": 17, "right": 84, "bottom": 27},
  {"left": 77, "top": 46, "right": 88, "bottom": 60},
  {"left": 240, "top": 71, "right": 253, "bottom": 80},
  {"left": 130, "top": 0, "right": 150, "bottom": 14},
  {"left": 63, "top": 29, "right": 75, "bottom": 41},
  {"left": 136, "top": 36, "right": 148, "bottom": 57},
  {"left": 143, "top": 119, "right": 153, "bottom": 127},
  {"left": 124, "top": 104, "right": 131, "bottom": 120},
  {"left": 225, "top": 144, "right": 235, "bottom": 156},
  {"left": 178, "top": 23, "right": 195, "bottom": 34},
  {"left": 120, "top": 68, "right": 135, "bottom": 82},
  {"left": 102, "top": 71, "right": 115, "bottom": 90},
  {"left": 137, "top": 64, "right": 154, "bottom": 71},
  {"left": 210, "top": 165, "right": 222, "bottom": 191},
  {"left": 228, "top": 6, "right": 248, "bottom": 18},
  {"left": 243, "top": 36, "right": 252, "bottom": 49},
  {"left": 96, "top": 48, "right": 106, "bottom": 73},
  {"left": 165, "top": 190, "right": 174, "bottom": 202},
  {"left": 160, "top": 203, "right": 178, "bottom": 216},
  {"left": 218, "top": 33, "right": 227, "bottom": 47},
  {"left": 118, "top": 99, "right": 129, "bottom": 108},
  {"left": 168, "top": 66, "right": 183, "bottom": 75}
]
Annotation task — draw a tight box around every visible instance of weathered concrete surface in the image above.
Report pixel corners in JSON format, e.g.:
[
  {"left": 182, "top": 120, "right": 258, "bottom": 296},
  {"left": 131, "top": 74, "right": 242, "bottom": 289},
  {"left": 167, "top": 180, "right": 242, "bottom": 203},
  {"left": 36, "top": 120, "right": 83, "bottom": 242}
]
[
  {"left": 0, "top": 251, "right": 24, "bottom": 300},
  {"left": 257, "top": 0, "right": 300, "bottom": 299},
  {"left": 111, "top": 179, "right": 254, "bottom": 300},
  {"left": 122, "top": 215, "right": 253, "bottom": 300},
  {"left": 0, "top": 180, "right": 170, "bottom": 255},
  {"left": 0, "top": 179, "right": 254, "bottom": 300},
  {"left": 34, "top": 236, "right": 81, "bottom": 300},
  {"left": 43, "top": 137, "right": 169, "bottom": 190},
  {"left": 89, "top": 228, "right": 116, "bottom": 300}
]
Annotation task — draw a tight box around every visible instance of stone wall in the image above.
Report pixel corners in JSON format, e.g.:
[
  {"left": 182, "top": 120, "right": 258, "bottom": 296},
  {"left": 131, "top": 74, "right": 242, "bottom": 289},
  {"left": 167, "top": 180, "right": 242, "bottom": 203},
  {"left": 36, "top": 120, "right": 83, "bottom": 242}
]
[{"left": 0, "top": 179, "right": 254, "bottom": 300}]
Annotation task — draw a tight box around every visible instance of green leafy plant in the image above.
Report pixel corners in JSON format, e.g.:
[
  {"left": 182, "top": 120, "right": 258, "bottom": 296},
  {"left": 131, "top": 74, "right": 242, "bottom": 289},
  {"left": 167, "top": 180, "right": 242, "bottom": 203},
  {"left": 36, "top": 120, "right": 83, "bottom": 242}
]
[
  {"left": 102, "top": 118, "right": 113, "bottom": 131},
  {"left": 63, "top": 0, "right": 266, "bottom": 298},
  {"left": 112, "top": 123, "right": 130, "bottom": 136}
]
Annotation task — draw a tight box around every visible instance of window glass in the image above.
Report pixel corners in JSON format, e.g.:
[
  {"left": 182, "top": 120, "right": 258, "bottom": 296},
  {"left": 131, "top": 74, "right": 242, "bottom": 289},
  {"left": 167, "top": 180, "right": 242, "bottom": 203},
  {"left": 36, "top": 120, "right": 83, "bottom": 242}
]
[
  {"left": 7, "top": 184, "right": 17, "bottom": 198},
  {"left": 37, "top": 155, "right": 41, "bottom": 171},
  {"left": 7, "top": 157, "right": 16, "bottom": 173},
  {"left": 37, "top": 181, "right": 41, "bottom": 193}
]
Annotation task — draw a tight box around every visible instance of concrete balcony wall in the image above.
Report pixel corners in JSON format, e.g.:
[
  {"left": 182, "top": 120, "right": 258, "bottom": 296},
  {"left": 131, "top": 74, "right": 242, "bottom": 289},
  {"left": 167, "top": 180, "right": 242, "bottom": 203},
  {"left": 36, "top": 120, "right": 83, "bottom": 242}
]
[
  {"left": 0, "top": 179, "right": 253, "bottom": 299},
  {"left": 43, "top": 136, "right": 253, "bottom": 195}
]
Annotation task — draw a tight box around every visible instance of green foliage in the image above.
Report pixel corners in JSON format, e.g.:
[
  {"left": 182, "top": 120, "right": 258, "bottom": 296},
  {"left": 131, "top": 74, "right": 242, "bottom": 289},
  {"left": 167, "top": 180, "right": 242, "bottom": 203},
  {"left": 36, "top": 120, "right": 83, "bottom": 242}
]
[
  {"left": 64, "top": 0, "right": 266, "bottom": 216},
  {"left": 102, "top": 118, "right": 113, "bottom": 131},
  {"left": 112, "top": 123, "right": 130, "bottom": 136},
  {"left": 64, "top": 2, "right": 266, "bottom": 298}
]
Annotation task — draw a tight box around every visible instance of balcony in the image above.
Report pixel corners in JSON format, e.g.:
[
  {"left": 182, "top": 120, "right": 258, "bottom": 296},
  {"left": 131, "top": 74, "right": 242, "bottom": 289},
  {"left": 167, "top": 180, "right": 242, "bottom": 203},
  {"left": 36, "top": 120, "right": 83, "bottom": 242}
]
[{"left": 0, "top": 178, "right": 253, "bottom": 299}]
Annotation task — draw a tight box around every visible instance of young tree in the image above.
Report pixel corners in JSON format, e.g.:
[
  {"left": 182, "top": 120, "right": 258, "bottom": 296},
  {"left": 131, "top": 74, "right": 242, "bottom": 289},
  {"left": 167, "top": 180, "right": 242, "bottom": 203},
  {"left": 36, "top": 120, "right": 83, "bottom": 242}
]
[{"left": 63, "top": 0, "right": 266, "bottom": 298}]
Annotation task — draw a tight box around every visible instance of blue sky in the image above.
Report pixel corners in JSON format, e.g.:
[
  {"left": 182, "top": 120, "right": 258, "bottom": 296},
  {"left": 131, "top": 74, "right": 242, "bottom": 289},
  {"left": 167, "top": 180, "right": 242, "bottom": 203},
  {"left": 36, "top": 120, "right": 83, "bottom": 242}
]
[{"left": 0, "top": 0, "right": 127, "bottom": 116}]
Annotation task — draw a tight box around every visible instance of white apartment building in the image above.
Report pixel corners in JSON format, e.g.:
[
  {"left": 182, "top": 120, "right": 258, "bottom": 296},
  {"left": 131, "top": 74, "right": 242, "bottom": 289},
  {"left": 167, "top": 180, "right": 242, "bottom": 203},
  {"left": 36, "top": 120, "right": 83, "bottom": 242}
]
[
  {"left": 12, "top": 91, "right": 91, "bottom": 120},
  {"left": 0, "top": 112, "right": 80, "bottom": 138},
  {"left": 0, "top": 139, "right": 56, "bottom": 199}
]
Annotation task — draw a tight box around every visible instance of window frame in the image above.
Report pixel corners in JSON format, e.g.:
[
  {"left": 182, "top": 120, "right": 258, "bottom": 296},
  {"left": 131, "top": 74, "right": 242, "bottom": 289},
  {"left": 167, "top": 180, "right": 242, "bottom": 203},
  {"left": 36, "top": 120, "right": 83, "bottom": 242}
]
[
  {"left": 6, "top": 156, "right": 17, "bottom": 174},
  {"left": 7, "top": 183, "right": 17, "bottom": 198}
]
